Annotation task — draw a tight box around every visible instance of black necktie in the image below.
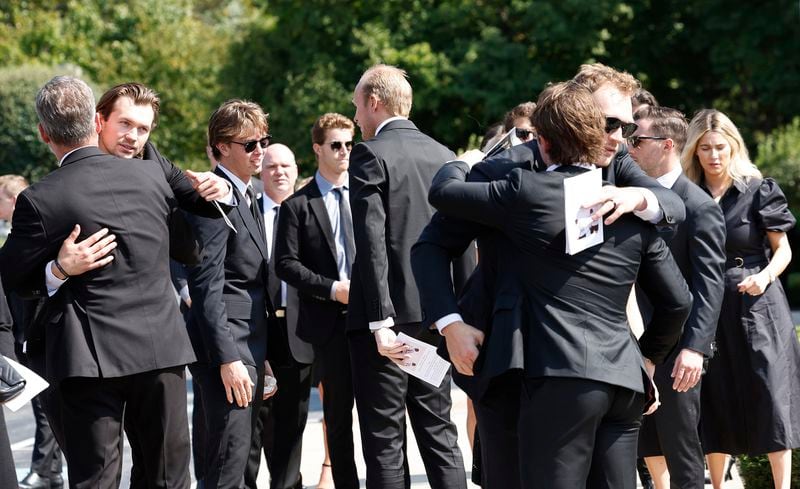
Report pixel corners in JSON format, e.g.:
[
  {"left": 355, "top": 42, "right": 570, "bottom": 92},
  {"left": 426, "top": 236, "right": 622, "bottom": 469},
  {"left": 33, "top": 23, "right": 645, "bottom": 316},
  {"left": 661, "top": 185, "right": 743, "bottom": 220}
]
[
  {"left": 245, "top": 185, "right": 265, "bottom": 241},
  {"left": 332, "top": 187, "right": 355, "bottom": 274}
]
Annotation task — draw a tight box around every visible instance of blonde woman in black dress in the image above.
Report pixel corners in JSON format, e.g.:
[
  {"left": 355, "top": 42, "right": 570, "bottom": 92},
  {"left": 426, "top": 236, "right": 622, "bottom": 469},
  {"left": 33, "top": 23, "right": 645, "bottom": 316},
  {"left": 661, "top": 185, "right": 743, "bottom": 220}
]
[{"left": 682, "top": 109, "right": 800, "bottom": 489}]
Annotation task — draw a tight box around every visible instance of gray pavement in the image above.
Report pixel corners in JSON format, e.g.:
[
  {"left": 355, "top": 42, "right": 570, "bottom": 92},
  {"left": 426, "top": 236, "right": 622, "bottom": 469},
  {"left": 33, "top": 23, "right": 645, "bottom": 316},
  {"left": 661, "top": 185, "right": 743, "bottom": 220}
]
[{"left": 6, "top": 380, "right": 745, "bottom": 488}]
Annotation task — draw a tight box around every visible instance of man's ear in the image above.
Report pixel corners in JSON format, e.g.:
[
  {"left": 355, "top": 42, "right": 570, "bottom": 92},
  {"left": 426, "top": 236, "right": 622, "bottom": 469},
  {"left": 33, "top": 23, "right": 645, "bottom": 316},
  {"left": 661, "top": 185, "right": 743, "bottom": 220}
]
[
  {"left": 664, "top": 138, "right": 675, "bottom": 152},
  {"left": 538, "top": 134, "right": 551, "bottom": 153},
  {"left": 369, "top": 93, "right": 381, "bottom": 112},
  {"left": 216, "top": 142, "right": 230, "bottom": 158},
  {"left": 94, "top": 112, "right": 102, "bottom": 134},
  {"left": 38, "top": 123, "right": 50, "bottom": 144},
  {"left": 312, "top": 143, "right": 322, "bottom": 159}
]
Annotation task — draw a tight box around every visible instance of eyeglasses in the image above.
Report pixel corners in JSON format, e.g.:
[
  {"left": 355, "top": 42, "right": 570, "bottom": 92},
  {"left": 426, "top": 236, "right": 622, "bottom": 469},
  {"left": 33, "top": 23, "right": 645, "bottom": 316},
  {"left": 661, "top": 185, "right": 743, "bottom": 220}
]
[
  {"left": 627, "top": 135, "right": 668, "bottom": 149},
  {"left": 605, "top": 117, "right": 638, "bottom": 138},
  {"left": 515, "top": 128, "right": 535, "bottom": 140},
  {"left": 329, "top": 140, "right": 354, "bottom": 151},
  {"left": 231, "top": 136, "right": 271, "bottom": 153}
]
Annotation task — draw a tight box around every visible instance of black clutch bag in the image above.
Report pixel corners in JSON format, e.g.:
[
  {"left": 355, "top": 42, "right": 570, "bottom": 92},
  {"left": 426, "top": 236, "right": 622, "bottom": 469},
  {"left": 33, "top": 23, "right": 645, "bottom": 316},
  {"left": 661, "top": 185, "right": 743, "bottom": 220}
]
[{"left": 0, "top": 356, "right": 26, "bottom": 402}]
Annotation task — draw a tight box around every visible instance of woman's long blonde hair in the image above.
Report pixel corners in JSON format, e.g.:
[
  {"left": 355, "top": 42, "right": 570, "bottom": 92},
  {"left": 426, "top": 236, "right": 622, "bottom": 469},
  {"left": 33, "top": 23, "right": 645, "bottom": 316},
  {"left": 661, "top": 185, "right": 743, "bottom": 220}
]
[{"left": 681, "top": 109, "right": 761, "bottom": 185}]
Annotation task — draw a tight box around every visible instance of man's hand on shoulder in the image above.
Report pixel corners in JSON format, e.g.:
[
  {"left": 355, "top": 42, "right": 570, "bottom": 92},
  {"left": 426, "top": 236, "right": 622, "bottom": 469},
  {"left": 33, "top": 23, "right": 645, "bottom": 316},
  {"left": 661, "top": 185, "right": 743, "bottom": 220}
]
[
  {"left": 54, "top": 224, "right": 117, "bottom": 278},
  {"left": 220, "top": 360, "right": 253, "bottom": 408},
  {"left": 586, "top": 185, "right": 647, "bottom": 225},
  {"left": 456, "top": 149, "right": 485, "bottom": 168},
  {"left": 185, "top": 169, "right": 231, "bottom": 202},
  {"left": 442, "top": 321, "right": 484, "bottom": 376}
]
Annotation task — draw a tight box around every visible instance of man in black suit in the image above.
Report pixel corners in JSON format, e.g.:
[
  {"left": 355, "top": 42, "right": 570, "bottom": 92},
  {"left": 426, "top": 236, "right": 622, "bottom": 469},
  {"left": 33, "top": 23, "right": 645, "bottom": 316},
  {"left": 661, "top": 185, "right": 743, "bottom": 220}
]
[
  {"left": 186, "top": 99, "right": 272, "bottom": 489},
  {"left": 425, "top": 81, "right": 692, "bottom": 488},
  {"left": 0, "top": 174, "right": 64, "bottom": 489},
  {"left": 0, "top": 76, "right": 232, "bottom": 489},
  {"left": 411, "top": 64, "right": 686, "bottom": 488},
  {"left": 244, "top": 142, "right": 314, "bottom": 489},
  {"left": 629, "top": 106, "right": 726, "bottom": 489},
  {"left": 275, "top": 113, "right": 360, "bottom": 489},
  {"left": 348, "top": 64, "right": 468, "bottom": 489}
]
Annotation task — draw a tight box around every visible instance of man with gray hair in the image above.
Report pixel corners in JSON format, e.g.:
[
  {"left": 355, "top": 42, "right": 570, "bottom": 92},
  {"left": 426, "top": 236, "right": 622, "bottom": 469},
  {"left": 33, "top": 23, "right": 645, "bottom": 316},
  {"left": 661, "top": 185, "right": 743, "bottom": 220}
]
[{"left": 0, "top": 76, "right": 231, "bottom": 489}]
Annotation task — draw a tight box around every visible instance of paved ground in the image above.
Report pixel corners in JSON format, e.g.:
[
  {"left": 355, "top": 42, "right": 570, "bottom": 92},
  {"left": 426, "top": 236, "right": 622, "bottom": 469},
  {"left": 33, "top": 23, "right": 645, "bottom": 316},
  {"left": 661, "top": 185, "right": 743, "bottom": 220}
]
[{"left": 6, "top": 381, "right": 745, "bottom": 488}]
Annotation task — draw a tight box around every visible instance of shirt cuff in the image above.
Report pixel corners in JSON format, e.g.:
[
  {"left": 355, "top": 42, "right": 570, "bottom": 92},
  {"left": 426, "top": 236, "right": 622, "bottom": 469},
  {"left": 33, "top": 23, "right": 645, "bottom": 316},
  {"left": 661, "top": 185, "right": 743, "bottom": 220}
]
[
  {"left": 369, "top": 317, "right": 395, "bottom": 332},
  {"left": 216, "top": 181, "right": 235, "bottom": 205},
  {"left": 45, "top": 260, "right": 67, "bottom": 297},
  {"left": 632, "top": 188, "right": 663, "bottom": 223},
  {"left": 179, "top": 284, "right": 191, "bottom": 305},
  {"left": 330, "top": 281, "right": 339, "bottom": 301},
  {"left": 435, "top": 313, "right": 464, "bottom": 334}
]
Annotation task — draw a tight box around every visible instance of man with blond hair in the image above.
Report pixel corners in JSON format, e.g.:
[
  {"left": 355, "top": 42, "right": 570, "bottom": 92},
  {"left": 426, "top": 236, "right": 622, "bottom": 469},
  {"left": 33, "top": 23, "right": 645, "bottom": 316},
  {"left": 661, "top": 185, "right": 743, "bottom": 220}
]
[
  {"left": 412, "top": 63, "right": 687, "bottom": 488},
  {"left": 347, "top": 64, "right": 468, "bottom": 489}
]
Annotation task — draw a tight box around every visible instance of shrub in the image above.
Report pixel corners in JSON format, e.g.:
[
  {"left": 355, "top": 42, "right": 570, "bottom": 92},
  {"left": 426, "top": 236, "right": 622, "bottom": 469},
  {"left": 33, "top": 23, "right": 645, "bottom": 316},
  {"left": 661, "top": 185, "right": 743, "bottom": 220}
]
[{"left": 738, "top": 450, "right": 799, "bottom": 488}]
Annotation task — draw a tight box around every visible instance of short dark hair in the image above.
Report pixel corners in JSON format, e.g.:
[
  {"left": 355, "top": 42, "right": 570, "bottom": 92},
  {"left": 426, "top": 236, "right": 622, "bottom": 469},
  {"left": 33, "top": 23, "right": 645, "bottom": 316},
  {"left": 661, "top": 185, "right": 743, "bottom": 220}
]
[
  {"left": 207, "top": 99, "right": 269, "bottom": 159},
  {"left": 96, "top": 82, "right": 161, "bottom": 128},
  {"left": 311, "top": 113, "right": 355, "bottom": 145},
  {"left": 631, "top": 88, "right": 658, "bottom": 111},
  {"left": 531, "top": 81, "right": 604, "bottom": 165},
  {"left": 35, "top": 76, "right": 96, "bottom": 146},
  {"left": 634, "top": 106, "right": 688, "bottom": 154},
  {"left": 502, "top": 102, "right": 537, "bottom": 131}
]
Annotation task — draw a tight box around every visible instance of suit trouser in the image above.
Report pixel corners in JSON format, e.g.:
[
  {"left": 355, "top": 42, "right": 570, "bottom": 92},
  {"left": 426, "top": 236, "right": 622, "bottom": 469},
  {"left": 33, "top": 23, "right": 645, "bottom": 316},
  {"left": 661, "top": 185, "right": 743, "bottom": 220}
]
[
  {"left": 638, "top": 360, "right": 704, "bottom": 489},
  {"left": 192, "top": 362, "right": 262, "bottom": 489},
  {"left": 314, "top": 317, "right": 359, "bottom": 489},
  {"left": 58, "top": 366, "right": 191, "bottom": 489},
  {"left": 16, "top": 346, "right": 64, "bottom": 478},
  {"left": 349, "top": 324, "right": 467, "bottom": 489},
  {"left": 244, "top": 337, "right": 312, "bottom": 489},
  {"left": 518, "top": 377, "right": 644, "bottom": 489},
  {"left": 0, "top": 408, "right": 17, "bottom": 489}
]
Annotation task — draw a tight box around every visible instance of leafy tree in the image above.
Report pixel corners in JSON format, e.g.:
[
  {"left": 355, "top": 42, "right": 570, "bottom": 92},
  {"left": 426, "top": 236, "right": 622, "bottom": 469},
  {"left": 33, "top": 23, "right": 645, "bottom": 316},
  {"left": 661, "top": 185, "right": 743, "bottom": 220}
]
[{"left": 0, "top": 63, "right": 97, "bottom": 181}]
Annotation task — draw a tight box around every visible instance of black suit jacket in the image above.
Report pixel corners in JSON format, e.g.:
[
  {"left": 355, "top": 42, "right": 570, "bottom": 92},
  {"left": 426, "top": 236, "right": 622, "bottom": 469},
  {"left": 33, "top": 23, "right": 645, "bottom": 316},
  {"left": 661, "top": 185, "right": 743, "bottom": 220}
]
[
  {"left": 275, "top": 176, "right": 350, "bottom": 347},
  {"left": 0, "top": 147, "right": 223, "bottom": 381},
  {"left": 253, "top": 178, "right": 314, "bottom": 365},
  {"left": 348, "top": 119, "right": 475, "bottom": 331},
  {"left": 428, "top": 162, "right": 692, "bottom": 392},
  {"left": 644, "top": 173, "right": 725, "bottom": 357},
  {"left": 142, "top": 142, "right": 203, "bottom": 266},
  {"left": 186, "top": 167, "right": 270, "bottom": 368}
]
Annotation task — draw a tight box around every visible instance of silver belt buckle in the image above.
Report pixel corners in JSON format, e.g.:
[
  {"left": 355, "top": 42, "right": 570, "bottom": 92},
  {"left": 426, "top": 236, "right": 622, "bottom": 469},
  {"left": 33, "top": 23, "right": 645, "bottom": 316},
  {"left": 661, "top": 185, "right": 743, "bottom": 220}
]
[
  {"left": 734, "top": 257, "right": 744, "bottom": 268},
  {"left": 274, "top": 309, "right": 286, "bottom": 318}
]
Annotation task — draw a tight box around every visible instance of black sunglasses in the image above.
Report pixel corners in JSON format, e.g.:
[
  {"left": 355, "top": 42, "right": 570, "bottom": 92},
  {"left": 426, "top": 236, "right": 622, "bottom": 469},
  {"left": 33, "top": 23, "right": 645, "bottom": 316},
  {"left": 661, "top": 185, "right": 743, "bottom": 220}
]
[
  {"left": 329, "top": 140, "right": 354, "bottom": 151},
  {"left": 231, "top": 135, "right": 271, "bottom": 153},
  {"left": 515, "top": 128, "right": 535, "bottom": 140},
  {"left": 605, "top": 117, "right": 638, "bottom": 138},
  {"left": 627, "top": 135, "right": 667, "bottom": 149}
]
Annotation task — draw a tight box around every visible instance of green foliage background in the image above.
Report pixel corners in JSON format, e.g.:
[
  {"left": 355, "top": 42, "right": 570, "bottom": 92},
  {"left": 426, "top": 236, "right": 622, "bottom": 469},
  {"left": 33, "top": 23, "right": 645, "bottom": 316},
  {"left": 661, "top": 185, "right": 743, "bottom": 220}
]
[{"left": 1, "top": 0, "right": 799, "bottom": 185}]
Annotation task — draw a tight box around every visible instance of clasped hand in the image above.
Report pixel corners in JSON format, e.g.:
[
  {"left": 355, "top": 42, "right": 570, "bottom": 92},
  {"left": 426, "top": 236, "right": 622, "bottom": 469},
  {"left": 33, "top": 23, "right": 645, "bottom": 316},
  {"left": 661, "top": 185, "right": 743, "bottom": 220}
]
[{"left": 374, "top": 328, "right": 412, "bottom": 367}]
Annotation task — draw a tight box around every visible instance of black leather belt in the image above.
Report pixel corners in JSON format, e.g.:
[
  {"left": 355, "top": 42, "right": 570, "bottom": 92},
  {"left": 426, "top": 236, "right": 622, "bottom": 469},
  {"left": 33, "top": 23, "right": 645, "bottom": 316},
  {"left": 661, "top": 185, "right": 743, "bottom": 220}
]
[{"left": 726, "top": 255, "right": 767, "bottom": 268}]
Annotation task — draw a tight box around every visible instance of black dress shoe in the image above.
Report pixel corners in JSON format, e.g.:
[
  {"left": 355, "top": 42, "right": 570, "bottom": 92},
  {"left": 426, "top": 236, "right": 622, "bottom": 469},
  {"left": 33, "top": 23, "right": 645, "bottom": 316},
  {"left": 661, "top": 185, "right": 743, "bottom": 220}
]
[{"left": 19, "top": 472, "right": 51, "bottom": 489}]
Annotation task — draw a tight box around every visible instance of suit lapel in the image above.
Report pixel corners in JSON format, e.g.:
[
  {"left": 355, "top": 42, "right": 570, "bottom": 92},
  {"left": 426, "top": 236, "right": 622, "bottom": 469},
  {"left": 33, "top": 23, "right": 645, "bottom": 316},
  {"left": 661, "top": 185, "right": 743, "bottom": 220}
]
[
  {"left": 215, "top": 168, "right": 268, "bottom": 259},
  {"left": 306, "top": 181, "right": 339, "bottom": 264}
]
